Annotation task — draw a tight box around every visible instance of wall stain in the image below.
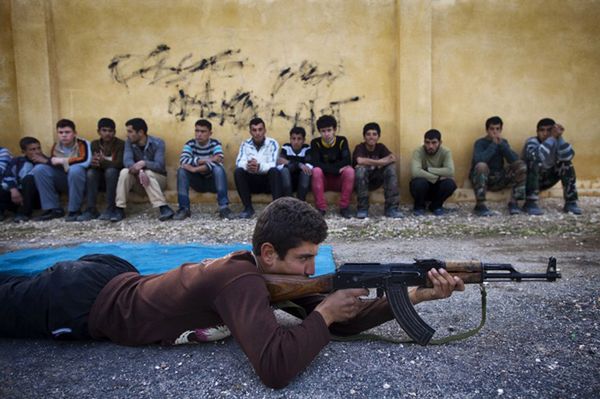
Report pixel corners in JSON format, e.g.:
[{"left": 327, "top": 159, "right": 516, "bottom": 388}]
[{"left": 109, "top": 45, "right": 360, "bottom": 134}]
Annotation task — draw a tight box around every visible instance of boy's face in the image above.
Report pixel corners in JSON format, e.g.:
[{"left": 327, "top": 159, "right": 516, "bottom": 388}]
[
  {"left": 319, "top": 126, "right": 336, "bottom": 143},
  {"left": 424, "top": 138, "right": 441, "bottom": 155},
  {"left": 195, "top": 125, "right": 212, "bottom": 145},
  {"left": 486, "top": 124, "right": 502, "bottom": 139},
  {"left": 98, "top": 127, "right": 116, "bottom": 142},
  {"left": 537, "top": 124, "right": 553, "bottom": 142},
  {"left": 265, "top": 241, "right": 318, "bottom": 277},
  {"left": 363, "top": 129, "right": 380, "bottom": 147},
  {"left": 126, "top": 125, "right": 143, "bottom": 144},
  {"left": 57, "top": 126, "right": 76, "bottom": 146},
  {"left": 250, "top": 123, "right": 266, "bottom": 145},
  {"left": 23, "top": 142, "right": 42, "bottom": 160},
  {"left": 289, "top": 133, "right": 305, "bottom": 151}
]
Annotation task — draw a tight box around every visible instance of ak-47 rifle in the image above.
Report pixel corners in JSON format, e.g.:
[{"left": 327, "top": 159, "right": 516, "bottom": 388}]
[{"left": 263, "top": 257, "right": 560, "bottom": 345}]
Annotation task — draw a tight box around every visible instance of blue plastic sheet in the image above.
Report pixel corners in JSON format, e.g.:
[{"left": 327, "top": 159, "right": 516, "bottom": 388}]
[{"left": 0, "top": 242, "right": 335, "bottom": 277}]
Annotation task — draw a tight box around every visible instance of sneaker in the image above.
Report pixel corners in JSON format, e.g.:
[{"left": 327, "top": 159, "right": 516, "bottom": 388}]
[
  {"left": 522, "top": 201, "right": 544, "bottom": 216},
  {"left": 356, "top": 208, "right": 368, "bottom": 219},
  {"left": 34, "top": 208, "right": 65, "bottom": 221},
  {"left": 110, "top": 207, "right": 126, "bottom": 222},
  {"left": 238, "top": 207, "right": 255, "bottom": 219},
  {"left": 77, "top": 208, "right": 100, "bottom": 222},
  {"left": 563, "top": 201, "right": 582, "bottom": 215},
  {"left": 508, "top": 202, "right": 521, "bottom": 215},
  {"left": 218, "top": 207, "right": 232, "bottom": 219},
  {"left": 65, "top": 211, "right": 82, "bottom": 222},
  {"left": 413, "top": 208, "right": 426, "bottom": 217},
  {"left": 13, "top": 214, "right": 29, "bottom": 223},
  {"left": 158, "top": 205, "right": 175, "bottom": 221},
  {"left": 173, "top": 208, "right": 191, "bottom": 221},
  {"left": 474, "top": 204, "right": 493, "bottom": 217},
  {"left": 98, "top": 207, "right": 114, "bottom": 221},
  {"left": 385, "top": 207, "right": 404, "bottom": 218},
  {"left": 339, "top": 207, "right": 353, "bottom": 219},
  {"left": 431, "top": 207, "right": 446, "bottom": 216}
]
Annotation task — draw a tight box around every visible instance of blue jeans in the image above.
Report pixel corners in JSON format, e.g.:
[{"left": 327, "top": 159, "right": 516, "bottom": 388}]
[
  {"left": 177, "top": 165, "right": 229, "bottom": 209},
  {"left": 32, "top": 164, "right": 86, "bottom": 212},
  {"left": 86, "top": 167, "right": 119, "bottom": 209}
]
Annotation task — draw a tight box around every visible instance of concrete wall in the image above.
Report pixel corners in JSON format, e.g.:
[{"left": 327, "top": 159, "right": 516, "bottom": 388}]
[{"left": 1, "top": 0, "right": 599, "bottom": 201}]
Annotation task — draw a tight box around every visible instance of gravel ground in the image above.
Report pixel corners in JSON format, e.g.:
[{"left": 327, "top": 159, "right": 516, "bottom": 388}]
[{"left": 0, "top": 198, "right": 599, "bottom": 398}]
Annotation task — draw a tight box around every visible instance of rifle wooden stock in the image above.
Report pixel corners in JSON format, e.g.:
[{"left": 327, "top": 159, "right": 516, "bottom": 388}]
[{"left": 263, "top": 274, "right": 333, "bottom": 303}]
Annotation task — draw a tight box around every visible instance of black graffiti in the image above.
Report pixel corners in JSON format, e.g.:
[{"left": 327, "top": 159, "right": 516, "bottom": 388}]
[{"left": 109, "top": 45, "right": 361, "bottom": 133}]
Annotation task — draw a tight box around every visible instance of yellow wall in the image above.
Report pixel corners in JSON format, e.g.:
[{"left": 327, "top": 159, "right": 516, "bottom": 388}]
[{"left": 2, "top": 0, "right": 599, "bottom": 199}]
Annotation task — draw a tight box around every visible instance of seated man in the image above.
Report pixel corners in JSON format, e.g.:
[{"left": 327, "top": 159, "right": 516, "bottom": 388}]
[
  {"left": 352, "top": 122, "right": 402, "bottom": 219},
  {"left": 112, "top": 118, "right": 174, "bottom": 222},
  {"left": 234, "top": 117, "right": 282, "bottom": 219},
  {"left": 278, "top": 126, "right": 312, "bottom": 202},
  {"left": 0, "top": 137, "right": 43, "bottom": 222},
  {"left": 521, "top": 118, "right": 581, "bottom": 215},
  {"left": 310, "top": 115, "right": 355, "bottom": 218},
  {"left": 470, "top": 116, "right": 526, "bottom": 216},
  {"left": 409, "top": 129, "right": 456, "bottom": 216},
  {"left": 78, "top": 118, "right": 124, "bottom": 221},
  {"left": 174, "top": 119, "right": 232, "bottom": 220},
  {"left": 0, "top": 197, "right": 463, "bottom": 389},
  {"left": 32, "top": 119, "right": 91, "bottom": 221}
]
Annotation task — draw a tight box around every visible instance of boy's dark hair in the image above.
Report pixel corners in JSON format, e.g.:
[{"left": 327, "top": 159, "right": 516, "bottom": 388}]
[
  {"left": 195, "top": 119, "right": 212, "bottom": 130},
  {"left": 362, "top": 122, "right": 381, "bottom": 137},
  {"left": 19, "top": 136, "right": 40, "bottom": 151},
  {"left": 316, "top": 115, "right": 337, "bottom": 131},
  {"left": 289, "top": 126, "right": 306, "bottom": 139},
  {"left": 537, "top": 118, "right": 556, "bottom": 130},
  {"left": 97, "top": 117, "right": 116, "bottom": 130},
  {"left": 126, "top": 118, "right": 148, "bottom": 134},
  {"left": 424, "top": 129, "right": 442, "bottom": 141},
  {"left": 56, "top": 119, "right": 76, "bottom": 131},
  {"left": 249, "top": 117, "right": 265, "bottom": 128},
  {"left": 485, "top": 116, "right": 503, "bottom": 130},
  {"left": 252, "top": 197, "right": 328, "bottom": 259}
]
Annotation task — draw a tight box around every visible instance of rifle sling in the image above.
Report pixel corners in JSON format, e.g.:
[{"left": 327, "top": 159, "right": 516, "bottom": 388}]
[
  {"left": 332, "top": 284, "right": 487, "bottom": 345},
  {"left": 272, "top": 284, "right": 487, "bottom": 345}
]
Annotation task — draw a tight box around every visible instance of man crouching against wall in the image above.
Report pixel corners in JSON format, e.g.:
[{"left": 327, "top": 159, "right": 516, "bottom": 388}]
[
  {"left": 0, "top": 197, "right": 463, "bottom": 389},
  {"left": 111, "top": 118, "right": 174, "bottom": 222}
]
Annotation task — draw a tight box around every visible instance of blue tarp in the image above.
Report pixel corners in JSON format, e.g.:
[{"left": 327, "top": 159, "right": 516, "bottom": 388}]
[{"left": 0, "top": 242, "right": 336, "bottom": 277}]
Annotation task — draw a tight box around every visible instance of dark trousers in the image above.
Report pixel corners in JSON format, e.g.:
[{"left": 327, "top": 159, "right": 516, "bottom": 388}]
[
  {"left": 0, "top": 254, "right": 138, "bottom": 340},
  {"left": 525, "top": 160, "right": 578, "bottom": 202},
  {"left": 0, "top": 175, "right": 40, "bottom": 216},
  {"left": 280, "top": 167, "right": 310, "bottom": 201},
  {"left": 86, "top": 167, "right": 119, "bottom": 210},
  {"left": 409, "top": 177, "right": 457, "bottom": 210},
  {"left": 234, "top": 167, "right": 283, "bottom": 209}
]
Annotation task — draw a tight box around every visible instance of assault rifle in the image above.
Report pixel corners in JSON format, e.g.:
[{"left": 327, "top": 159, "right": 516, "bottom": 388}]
[{"left": 263, "top": 258, "right": 560, "bottom": 345}]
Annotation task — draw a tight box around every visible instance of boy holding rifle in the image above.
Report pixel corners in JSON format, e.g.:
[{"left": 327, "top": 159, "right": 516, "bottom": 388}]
[{"left": 0, "top": 197, "right": 463, "bottom": 388}]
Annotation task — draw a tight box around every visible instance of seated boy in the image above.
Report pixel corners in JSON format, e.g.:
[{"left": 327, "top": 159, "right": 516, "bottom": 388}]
[
  {"left": 112, "top": 118, "right": 174, "bottom": 222},
  {"left": 0, "top": 138, "right": 44, "bottom": 222},
  {"left": 352, "top": 122, "right": 402, "bottom": 219},
  {"left": 32, "top": 119, "right": 91, "bottom": 221},
  {"left": 521, "top": 118, "right": 581, "bottom": 215},
  {"left": 309, "top": 115, "right": 355, "bottom": 218},
  {"left": 174, "top": 119, "right": 232, "bottom": 220},
  {"left": 278, "top": 126, "right": 312, "bottom": 201},
  {"left": 234, "top": 117, "right": 283, "bottom": 218},
  {"left": 79, "top": 118, "right": 125, "bottom": 221}
]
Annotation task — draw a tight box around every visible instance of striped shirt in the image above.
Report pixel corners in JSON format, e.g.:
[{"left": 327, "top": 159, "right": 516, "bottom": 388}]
[
  {"left": 522, "top": 136, "right": 574, "bottom": 169},
  {"left": 179, "top": 138, "right": 224, "bottom": 172},
  {"left": 0, "top": 147, "right": 12, "bottom": 176}
]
